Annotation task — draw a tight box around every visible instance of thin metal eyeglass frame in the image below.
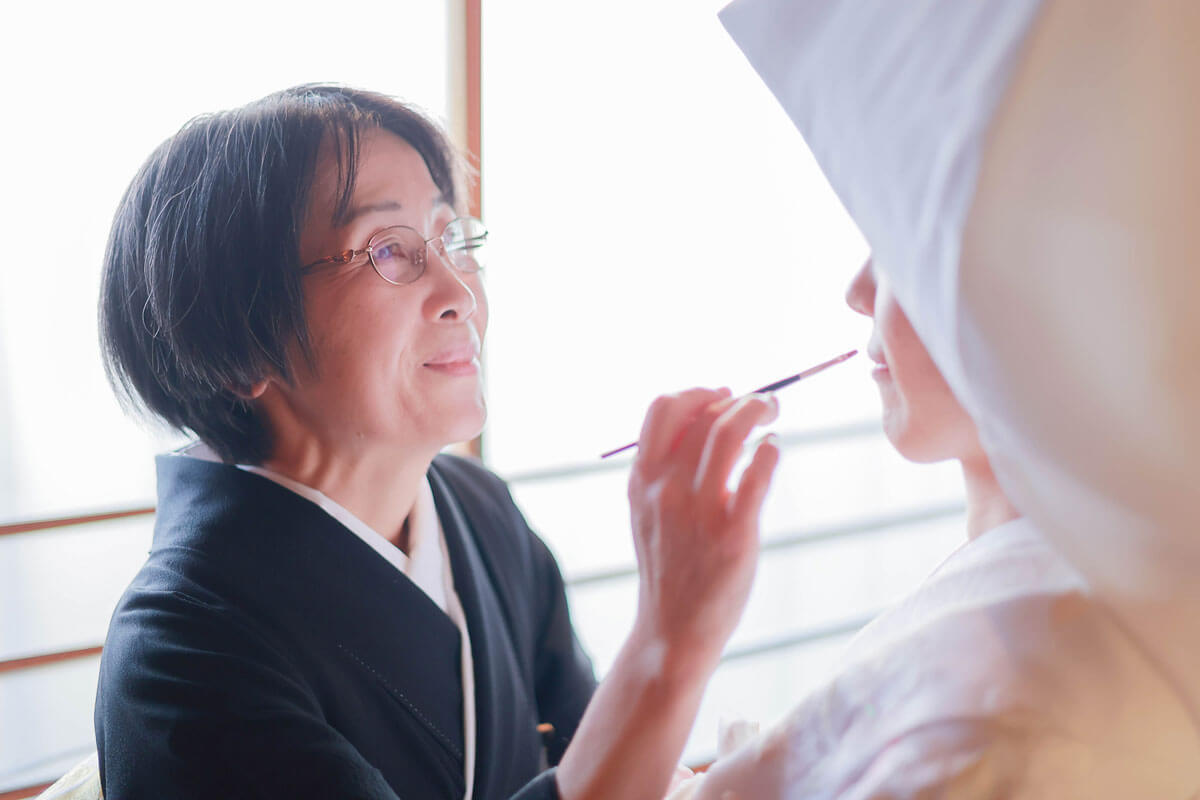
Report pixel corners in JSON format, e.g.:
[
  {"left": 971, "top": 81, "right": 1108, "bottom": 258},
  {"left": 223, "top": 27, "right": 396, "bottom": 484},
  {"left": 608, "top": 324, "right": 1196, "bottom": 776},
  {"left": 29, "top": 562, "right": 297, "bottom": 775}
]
[{"left": 300, "top": 216, "right": 488, "bottom": 286}]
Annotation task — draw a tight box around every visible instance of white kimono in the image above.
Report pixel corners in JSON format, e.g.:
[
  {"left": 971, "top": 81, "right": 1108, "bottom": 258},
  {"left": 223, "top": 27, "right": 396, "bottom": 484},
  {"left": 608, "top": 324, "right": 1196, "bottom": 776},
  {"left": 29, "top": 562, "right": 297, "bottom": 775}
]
[{"left": 674, "top": 520, "right": 1200, "bottom": 798}]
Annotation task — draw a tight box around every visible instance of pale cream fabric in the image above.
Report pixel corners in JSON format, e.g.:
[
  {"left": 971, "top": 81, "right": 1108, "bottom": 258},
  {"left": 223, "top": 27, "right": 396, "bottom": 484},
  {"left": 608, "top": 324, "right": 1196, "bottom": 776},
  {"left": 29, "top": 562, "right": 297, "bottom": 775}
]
[
  {"left": 671, "top": 520, "right": 1200, "bottom": 798},
  {"left": 36, "top": 752, "right": 101, "bottom": 800},
  {"left": 955, "top": 0, "right": 1200, "bottom": 733}
]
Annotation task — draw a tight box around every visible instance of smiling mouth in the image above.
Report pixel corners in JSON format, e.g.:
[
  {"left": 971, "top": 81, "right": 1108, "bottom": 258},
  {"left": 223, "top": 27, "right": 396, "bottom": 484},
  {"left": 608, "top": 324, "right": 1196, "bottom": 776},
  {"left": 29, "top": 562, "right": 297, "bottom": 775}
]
[{"left": 423, "top": 356, "right": 479, "bottom": 376}]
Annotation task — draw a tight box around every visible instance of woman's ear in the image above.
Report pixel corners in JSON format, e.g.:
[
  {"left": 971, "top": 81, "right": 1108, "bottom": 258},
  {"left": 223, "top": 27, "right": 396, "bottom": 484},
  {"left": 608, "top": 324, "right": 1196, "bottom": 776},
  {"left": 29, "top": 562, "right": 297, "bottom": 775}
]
[{"left": 233, "top": 380, "right": 269, "bottom": 401}]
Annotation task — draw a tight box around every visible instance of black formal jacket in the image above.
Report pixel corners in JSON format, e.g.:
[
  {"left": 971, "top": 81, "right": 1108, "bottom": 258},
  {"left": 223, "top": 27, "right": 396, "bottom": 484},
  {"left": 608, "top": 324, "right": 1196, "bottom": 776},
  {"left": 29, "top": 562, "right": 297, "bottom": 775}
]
[{"left": 95, "top": 453, "right": 597, "bottom": 799}]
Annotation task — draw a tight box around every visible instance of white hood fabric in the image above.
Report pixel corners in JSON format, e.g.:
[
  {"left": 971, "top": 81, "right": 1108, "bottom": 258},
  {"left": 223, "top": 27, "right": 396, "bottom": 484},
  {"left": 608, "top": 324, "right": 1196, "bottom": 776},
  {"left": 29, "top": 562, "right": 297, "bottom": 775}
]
[{"left": 720, "top": 0, "right": 1200, "bottom": 733}]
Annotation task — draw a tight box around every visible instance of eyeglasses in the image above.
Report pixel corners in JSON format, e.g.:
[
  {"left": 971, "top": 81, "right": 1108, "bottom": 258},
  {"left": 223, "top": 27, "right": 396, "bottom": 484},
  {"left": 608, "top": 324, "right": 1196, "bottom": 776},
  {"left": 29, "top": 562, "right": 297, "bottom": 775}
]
[{"left": 301, "top": 216, "right": 488, "bottom": 285}]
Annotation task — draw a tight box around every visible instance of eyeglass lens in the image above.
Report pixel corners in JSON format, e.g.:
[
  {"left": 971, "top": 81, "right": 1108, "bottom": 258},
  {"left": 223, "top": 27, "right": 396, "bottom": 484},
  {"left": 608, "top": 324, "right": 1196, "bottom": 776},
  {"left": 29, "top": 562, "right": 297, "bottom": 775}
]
[{"left": 369, "top": 217, "right": 488, "bottom": 285}]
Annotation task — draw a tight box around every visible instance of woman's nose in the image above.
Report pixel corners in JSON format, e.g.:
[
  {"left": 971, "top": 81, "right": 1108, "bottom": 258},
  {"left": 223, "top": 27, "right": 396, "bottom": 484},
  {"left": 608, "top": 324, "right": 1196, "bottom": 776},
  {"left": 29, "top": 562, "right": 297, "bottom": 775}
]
[
  {"left": 845, "top": 258, "right": 876, "bottom": 317},
  {"left": 424, "top": 246, "right": 478, "bottom": 321}
]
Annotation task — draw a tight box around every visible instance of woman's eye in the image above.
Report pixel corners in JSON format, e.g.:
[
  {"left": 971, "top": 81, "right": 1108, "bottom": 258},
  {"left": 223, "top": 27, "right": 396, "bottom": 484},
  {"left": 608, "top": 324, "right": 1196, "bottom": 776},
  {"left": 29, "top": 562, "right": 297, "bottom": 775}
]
[{"left": 374, "top": 242, "right": 409, "bottom": 262}]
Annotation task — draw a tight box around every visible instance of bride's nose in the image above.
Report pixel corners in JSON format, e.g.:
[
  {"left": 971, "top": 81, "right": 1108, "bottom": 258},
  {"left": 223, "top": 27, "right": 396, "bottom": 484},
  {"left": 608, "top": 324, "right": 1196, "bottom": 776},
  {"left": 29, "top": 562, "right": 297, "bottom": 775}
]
[{"left": 845, "top": 258, "right": 876, "bottom": 317}]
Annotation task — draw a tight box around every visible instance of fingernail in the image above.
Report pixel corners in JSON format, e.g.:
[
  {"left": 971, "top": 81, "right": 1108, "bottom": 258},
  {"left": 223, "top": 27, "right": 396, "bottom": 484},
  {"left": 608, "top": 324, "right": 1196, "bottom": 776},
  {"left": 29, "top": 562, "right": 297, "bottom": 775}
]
[{"left": 754, "top": 432, "right": 779, "bottom": 450}]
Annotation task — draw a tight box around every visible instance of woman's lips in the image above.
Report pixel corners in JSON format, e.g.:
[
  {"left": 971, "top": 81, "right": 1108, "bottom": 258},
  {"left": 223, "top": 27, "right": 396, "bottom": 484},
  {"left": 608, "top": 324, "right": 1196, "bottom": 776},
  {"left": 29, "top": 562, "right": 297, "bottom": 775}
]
[
  {"left": 423, "top": 346, "right": 480, "bottom": 376},
  {"left": 423, "top": 358, "right": 479, "bottom": 377}
]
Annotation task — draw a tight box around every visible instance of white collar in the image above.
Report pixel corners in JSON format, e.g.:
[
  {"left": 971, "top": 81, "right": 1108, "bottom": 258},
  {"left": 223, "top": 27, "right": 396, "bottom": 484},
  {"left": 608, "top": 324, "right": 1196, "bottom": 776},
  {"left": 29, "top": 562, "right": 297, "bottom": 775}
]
[{"left": 172, "top": 441, "right": 446, "bottom": 611}]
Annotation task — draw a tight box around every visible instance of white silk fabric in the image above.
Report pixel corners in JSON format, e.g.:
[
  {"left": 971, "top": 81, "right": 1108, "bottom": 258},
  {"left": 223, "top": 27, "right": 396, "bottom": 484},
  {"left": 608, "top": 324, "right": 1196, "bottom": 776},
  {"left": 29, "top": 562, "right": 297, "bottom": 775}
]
[
  {"left": 670, "top": 520, "right": 1200, "bottom": 798},
  {"left": 720, "top": 0, "right": 1200, "bottom": 742}
]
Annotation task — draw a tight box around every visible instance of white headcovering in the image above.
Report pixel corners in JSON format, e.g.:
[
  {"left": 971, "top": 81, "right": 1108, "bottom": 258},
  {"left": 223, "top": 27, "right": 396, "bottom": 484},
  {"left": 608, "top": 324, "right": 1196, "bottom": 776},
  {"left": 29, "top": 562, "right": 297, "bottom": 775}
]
[{"left": 720, "top": 0, "right": 1200, "bottom": 721}]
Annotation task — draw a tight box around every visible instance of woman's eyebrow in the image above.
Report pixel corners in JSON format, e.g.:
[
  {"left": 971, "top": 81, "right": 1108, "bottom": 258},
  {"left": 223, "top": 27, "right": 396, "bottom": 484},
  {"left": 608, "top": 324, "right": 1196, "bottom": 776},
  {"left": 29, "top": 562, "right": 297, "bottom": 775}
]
[
  {"left": 341, "top": 194, "right": 449, "bottom": 227},
  {"left": 342, "top": 200, "right": 404, "bottom": 226}
]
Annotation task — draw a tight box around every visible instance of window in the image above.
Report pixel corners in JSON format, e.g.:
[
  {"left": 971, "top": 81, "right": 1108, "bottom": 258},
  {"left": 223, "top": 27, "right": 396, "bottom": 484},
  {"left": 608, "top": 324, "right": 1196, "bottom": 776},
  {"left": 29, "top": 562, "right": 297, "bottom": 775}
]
[{"left": 0, "top": 2, "right": 453, "bottom": 791}]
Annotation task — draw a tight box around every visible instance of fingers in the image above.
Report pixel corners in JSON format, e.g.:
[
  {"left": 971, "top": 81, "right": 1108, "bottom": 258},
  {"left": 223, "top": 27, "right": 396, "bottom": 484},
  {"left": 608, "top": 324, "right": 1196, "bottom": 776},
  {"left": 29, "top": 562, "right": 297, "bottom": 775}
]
[
  {"left": 625, "top": 389, "right": 783, "bottom": 674},
  {"left": 638, "top": 387, "right": 731, "bottom": 466},
  {"left": 693, "top": 394, "right": 780, "bottom": 502},
  {"left": 668, "top": 394, "right": 741, "bottom": 476},
  {"left": 729, "top": 433, "right": 781, "bottom": 526}
]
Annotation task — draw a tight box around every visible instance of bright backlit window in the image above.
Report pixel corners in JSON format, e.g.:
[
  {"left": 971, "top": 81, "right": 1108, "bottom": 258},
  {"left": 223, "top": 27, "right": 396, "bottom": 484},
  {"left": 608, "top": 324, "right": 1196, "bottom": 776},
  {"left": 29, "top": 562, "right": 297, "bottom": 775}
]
[{"left": 0, "top": 2, "right": 450, "bottom": 789}]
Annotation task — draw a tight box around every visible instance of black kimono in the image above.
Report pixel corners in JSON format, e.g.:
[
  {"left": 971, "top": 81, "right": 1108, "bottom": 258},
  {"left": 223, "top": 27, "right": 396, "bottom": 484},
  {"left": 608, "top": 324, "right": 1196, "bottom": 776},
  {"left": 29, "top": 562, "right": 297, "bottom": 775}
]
[{"left": 95, "top": 453, "right": 597, "bottom": 799}]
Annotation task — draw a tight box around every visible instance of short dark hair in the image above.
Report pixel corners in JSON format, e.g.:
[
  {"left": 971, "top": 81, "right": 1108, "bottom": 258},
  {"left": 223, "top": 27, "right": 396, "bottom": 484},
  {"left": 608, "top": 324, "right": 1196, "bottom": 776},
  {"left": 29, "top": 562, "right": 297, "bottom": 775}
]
[{"left": 99, "top": 84, "right": 464, "bottom": 464}]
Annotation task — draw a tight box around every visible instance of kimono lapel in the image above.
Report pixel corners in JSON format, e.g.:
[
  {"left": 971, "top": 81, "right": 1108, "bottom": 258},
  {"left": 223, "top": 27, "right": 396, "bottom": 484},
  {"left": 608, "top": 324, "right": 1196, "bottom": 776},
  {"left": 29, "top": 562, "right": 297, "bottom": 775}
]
[
  {"left": 429, "top": 465, "right": 542, "bottom": 800},
  {"left": 153, "top": 455, "right": 469, "bottom": 785}
]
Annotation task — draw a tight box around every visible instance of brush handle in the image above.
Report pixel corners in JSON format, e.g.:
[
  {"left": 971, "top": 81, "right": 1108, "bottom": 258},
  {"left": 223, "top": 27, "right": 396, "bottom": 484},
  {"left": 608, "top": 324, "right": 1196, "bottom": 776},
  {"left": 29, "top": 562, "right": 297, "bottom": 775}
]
[{"left": 599, "top": 350, "right": 857, "bottom": 459}]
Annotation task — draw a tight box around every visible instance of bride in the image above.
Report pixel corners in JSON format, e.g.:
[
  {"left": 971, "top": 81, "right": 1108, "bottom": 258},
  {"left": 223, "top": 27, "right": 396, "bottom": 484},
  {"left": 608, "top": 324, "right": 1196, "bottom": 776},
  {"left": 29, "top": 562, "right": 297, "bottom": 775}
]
[{"left": 666, "top": 258, "right": 1200, "bottom": 798}]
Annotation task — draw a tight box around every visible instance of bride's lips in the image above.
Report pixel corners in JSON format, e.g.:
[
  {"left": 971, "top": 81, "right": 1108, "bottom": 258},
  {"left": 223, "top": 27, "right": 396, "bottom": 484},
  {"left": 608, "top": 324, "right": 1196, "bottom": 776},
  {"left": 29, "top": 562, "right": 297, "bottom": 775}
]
[
  {"left": 867, "top": 347, "right": 890, "bottom": 378},
  {"left": 423, "top": 345, "right": 480, "bottom": 376}
]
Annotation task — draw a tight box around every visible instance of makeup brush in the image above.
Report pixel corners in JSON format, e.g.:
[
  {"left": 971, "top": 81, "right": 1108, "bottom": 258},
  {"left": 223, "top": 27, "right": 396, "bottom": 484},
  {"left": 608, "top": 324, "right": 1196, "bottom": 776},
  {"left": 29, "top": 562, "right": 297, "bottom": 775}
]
[{"left": 599, "top": 349, "right": 858, "bottom": 459}]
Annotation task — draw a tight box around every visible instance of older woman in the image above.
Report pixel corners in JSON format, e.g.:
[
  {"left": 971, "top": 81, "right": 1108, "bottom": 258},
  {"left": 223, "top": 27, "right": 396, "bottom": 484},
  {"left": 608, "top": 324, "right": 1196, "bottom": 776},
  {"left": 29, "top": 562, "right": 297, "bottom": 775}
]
[{"left": 95, "top": 84, "right": 780, "bottom": 800}]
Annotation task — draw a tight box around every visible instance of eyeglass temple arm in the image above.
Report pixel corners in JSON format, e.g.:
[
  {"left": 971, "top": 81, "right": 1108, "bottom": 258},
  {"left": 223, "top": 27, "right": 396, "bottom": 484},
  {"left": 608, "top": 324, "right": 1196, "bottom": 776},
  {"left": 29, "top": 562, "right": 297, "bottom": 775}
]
[
  {"left": 301, "top": 247, "right": 370, "bottom": 272},
  {"left": 445, "top": 232, "right": 488, "bottom": 252}
]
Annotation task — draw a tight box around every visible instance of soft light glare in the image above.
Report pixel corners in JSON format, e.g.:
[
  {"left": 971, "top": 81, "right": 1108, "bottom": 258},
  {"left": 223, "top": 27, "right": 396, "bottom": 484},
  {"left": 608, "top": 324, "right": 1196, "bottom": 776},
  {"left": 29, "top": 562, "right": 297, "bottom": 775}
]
[{"left": 0, "top": 0, "right": 450, "bottom": 521}]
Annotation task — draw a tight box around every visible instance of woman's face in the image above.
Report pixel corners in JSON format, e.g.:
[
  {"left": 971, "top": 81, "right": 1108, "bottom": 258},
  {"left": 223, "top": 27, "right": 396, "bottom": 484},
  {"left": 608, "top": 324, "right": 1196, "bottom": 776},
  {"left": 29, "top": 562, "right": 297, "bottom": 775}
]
[
  {"left": 272, "top": 127, "right": 488, "bottom": 456},
  {"left": 845, "top": 259, "right": 979, "bottom": 463}
]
